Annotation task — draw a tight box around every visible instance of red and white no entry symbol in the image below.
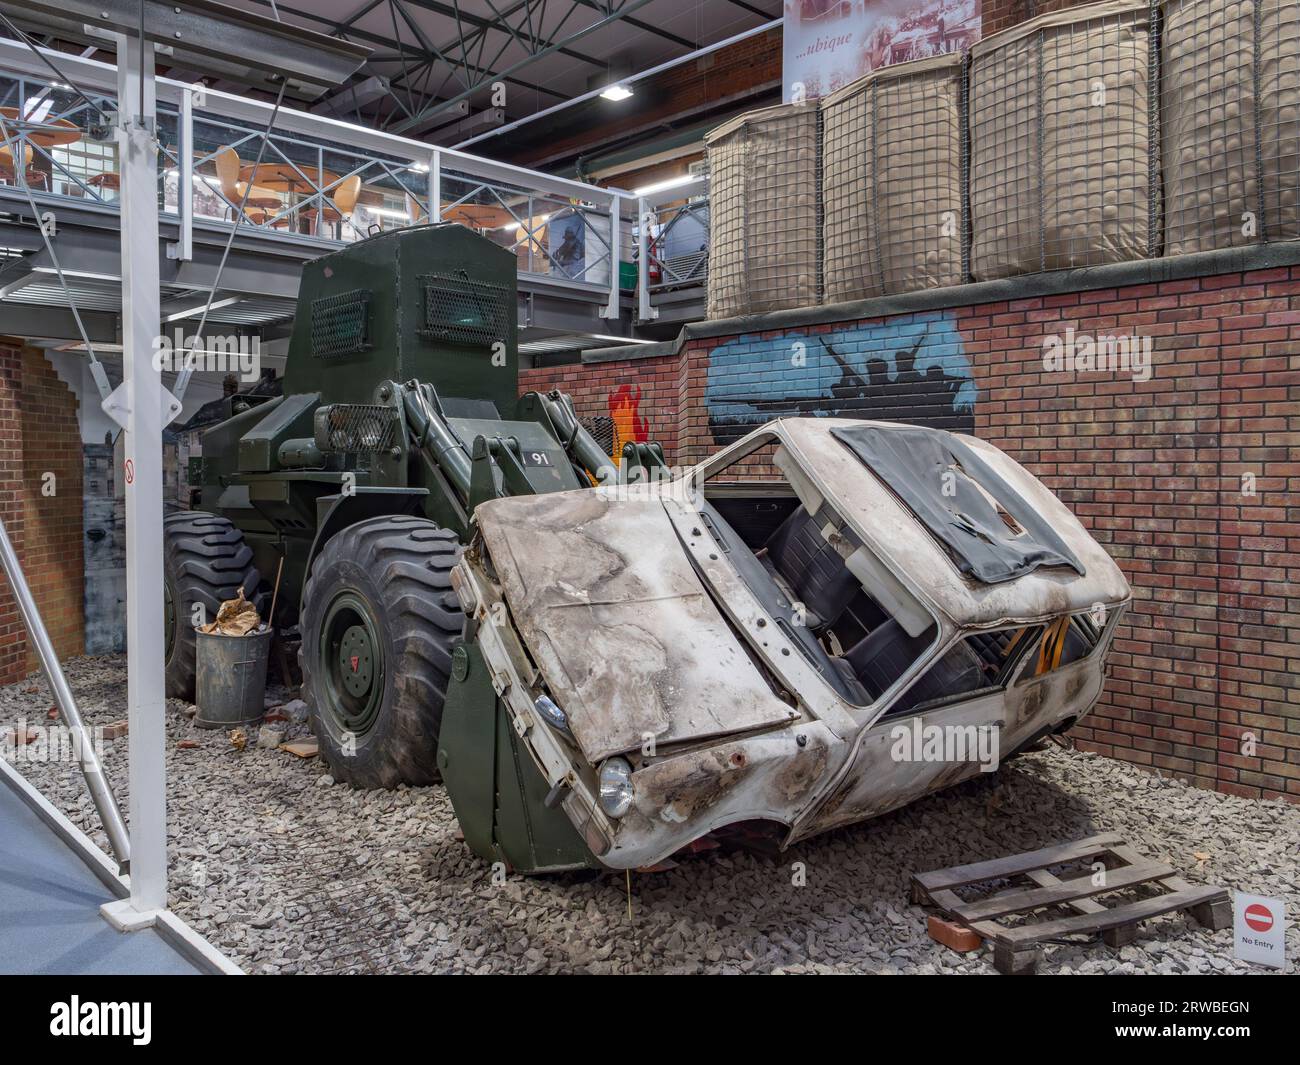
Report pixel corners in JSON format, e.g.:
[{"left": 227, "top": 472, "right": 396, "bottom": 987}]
[
  {"left": 1244, "top": 902, "right": 1274, "bottom": 933},
  {"left": 123, "top": 458, "right": 135, "bottom": 485}
]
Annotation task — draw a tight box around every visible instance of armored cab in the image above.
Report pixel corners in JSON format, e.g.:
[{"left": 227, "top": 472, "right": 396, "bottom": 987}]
[{"left": 165, "top": 223, "right": 654, "bottom": 790}]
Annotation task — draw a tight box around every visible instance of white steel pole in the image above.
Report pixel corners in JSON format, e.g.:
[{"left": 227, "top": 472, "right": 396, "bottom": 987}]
[
  {"left": 429, "top": 149, "right": 441, "bottom": 222},
  {"left": 105, "top": 32, "right": 168, "bottom": 924},
  {"left": 602, "top": 192, "right": 621, "bottom": 320},
  {"left": 172, "top": 84, "right": 194, "bottom": 262},
  {"left": 637, "top": 197, "right": 657, "bottom": 322}
]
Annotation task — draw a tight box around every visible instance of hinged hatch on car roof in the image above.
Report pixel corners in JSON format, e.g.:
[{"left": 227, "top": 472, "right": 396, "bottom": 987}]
[{"left": 829, "top": 425, "right": 1085, "bottom": 585}]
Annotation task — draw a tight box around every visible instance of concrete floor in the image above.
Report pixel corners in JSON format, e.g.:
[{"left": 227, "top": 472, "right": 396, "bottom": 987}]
[{"left": 0, "top": 779, "right": 200, "bottom": 975}]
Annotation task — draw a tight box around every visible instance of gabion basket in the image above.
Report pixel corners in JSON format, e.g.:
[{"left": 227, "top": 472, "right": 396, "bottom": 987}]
[
  {"left": 705, "top": 102, "right": 822, "bottom": 319},
  {"left": 1162, "top": 0, "right": 1300, "bottom": 255},
  {"left": 822, "top": 53, "right": 966, "bottom": 303},
  {"left": 968, "top": 0, "right": 1160, "bottom": 281}
]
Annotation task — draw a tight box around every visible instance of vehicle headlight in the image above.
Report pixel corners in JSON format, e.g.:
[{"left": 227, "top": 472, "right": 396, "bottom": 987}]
[
  {"left": 533, "top": 693, "right": 571, "bottom": 738},
  {"left": 597, "top": 757, "right": 634, "bottom": 818}
]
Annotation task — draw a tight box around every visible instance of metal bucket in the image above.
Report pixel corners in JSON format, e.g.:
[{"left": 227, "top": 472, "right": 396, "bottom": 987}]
[{"left": 194, "top": 627, "right": 273, "bottom": 729}]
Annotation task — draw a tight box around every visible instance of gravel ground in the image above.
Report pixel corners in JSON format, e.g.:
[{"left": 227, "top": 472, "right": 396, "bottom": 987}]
[{"left": 3, "top": 654, "right": 1296, "bottom": 975}]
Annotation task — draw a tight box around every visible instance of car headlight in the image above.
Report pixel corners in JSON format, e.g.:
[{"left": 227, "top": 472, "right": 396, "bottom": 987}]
[
  {"left": 597, "top": 757, "right": 634, "bottom": 818},
  {"left": 533, "top": 693, "right": 572, "bottom": 738}
]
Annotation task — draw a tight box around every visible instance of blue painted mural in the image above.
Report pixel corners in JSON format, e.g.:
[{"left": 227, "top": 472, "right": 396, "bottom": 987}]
[{"left": 704, "top": 310, "right": 975, "bottom": 447}]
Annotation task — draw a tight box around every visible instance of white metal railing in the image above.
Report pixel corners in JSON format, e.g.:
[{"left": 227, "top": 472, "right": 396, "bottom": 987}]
[
  {"left": 636, "top": 175, "right": 709, "bottom": 321},
  {"left": 0, "top": 38, "right": 625, "bottom": 318}
]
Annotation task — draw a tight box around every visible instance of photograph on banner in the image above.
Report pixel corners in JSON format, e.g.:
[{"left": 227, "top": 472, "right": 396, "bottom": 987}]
[{"left": 783, "top": 0, "right": 982, "bottom": 100}]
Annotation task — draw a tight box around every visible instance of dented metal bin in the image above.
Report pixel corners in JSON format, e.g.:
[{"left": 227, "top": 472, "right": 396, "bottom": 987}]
[{"left": 194, "top": 627, "right": 272, "bottom": 729}]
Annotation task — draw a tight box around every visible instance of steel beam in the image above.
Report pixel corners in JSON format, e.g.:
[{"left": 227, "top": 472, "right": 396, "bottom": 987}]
[
  {"left": 0, "top": 302, "right": 117, "bottom": 340},
  {"left": 113, "top": 33, "right": 167, "bottom": 921},
  {"left": 0, "top": 0, "right": 369, "bottom": 97},
  {"left": 170, "top": 84, "right": 194, "bottom": 263},
  {"left": 390, "top": 0, "right": 658, "bottom": 134},
  {"left": 569, "top": 0, "right": 694, "bottom": 50},
  {"left": 455, "top": 17, "right": 782, "bottom": 148},
  {"left": 235, "top": 0, "right": 570, "bottom": 105},
  {"left": 422, "top": 106, "right": 503, "bottom": 143},
  {"left": 721, "top": 0, "right": 773, "bottom": 19},
  {"left": 397, "top": 0, "right": 609, "bottom": 72},
  {"left": 0, "top": 263, "right": 38, "bottom": 298}
]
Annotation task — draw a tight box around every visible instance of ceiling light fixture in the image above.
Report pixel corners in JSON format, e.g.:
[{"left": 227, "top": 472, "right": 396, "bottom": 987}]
[
  {"left": 599, "top": 84, "right": 633, "bottom": 102},
  {"left": 32, "top": 266, "right": 119, "bottom": 282},
  {"left": 589, "top": 333, "right": 657, "bottom": 345},
  {"left": 632, "top": 174, "right": 696, "bottom": 197},
  {"left": 165, "top": 297, "right": 241, "bottom": 322}
]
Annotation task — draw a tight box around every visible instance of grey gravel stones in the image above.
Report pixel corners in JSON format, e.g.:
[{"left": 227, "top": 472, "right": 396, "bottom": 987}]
[{"left": 4, "top": 655, "right": 1295, "bottom": 975}]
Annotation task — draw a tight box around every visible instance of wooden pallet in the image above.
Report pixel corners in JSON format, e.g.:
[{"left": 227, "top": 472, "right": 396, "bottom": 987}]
[{"left": 911, "top": 833, "right": 1231, "bottom": 975}]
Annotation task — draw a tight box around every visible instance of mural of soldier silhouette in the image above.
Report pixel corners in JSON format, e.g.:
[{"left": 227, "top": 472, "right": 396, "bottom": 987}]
[{"left": 705, "top": 310, "right": 975, "bottom": 447}]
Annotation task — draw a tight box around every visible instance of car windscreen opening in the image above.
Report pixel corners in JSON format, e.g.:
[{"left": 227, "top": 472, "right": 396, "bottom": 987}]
[
  {"left": 830, "top": 425, "right": 1085, "bottom": 584},
  {"left": 696, "top": 441, "right": 939, "bottom": 710}
]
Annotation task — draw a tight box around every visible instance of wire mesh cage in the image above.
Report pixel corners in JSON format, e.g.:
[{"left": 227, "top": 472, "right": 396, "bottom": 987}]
[
  {"left": 310, "top": 290, "right": 371, "bottom": 358},
  {"left": 418, "top": 272, "right": 512, "bottom": 347},
  {"left": 314, "top": 404, "right": 398, "bottom": 455},
  {"left": 822, "top": 53, "right": 966, "bottom": 303},
  {"left": 705, "top": 103, "right": 822, "bottom": 319},
  {"left": 969, "top": 0, "right": 1159, "bottom": 281},
  {"left": 1162, "top": 0, "right": 1300, "bottom": 254},
  {"left": 1260, "top": 0, "right": 1300, "bottom": 241}
]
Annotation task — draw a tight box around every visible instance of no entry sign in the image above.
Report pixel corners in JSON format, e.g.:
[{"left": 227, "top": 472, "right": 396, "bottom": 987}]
[
  {"left": 1244, "top": 903, "right": 1273, "bottom": 933},
  {"left": 1233, "top": 892, "right": 1285, "bottom": 969}
]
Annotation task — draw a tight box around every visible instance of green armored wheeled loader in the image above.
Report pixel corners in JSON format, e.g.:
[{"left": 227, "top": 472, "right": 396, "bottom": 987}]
[{"left": 165, "top": 223, "right": 662, "bottom": 866}]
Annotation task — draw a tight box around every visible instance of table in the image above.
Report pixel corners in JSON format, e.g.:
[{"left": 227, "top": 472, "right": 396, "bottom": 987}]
[
  {"left": 0, "top": 107, "right": 81, "bottom": 189},
  {"left": 0, "top": 106, "right": 82, "bottom": 149},
  {"left": 238, "top": 161, "right": 341, "bottom": 196},
  {"left": 239, "top": 162, "right": 346, "bottom": 234},
  {"left": 440, "top": 203, "right": 514, "bottom": 231}
]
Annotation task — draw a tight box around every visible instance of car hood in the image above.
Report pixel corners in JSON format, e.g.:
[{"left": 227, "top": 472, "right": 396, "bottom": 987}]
[{"left": 472, "top": 488, "right": 799, "bottom": 763}]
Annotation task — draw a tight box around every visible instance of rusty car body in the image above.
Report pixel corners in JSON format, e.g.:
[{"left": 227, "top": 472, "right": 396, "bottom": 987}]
[{"left": 450, "top": 418, "right": 1131, "bottom": 871}]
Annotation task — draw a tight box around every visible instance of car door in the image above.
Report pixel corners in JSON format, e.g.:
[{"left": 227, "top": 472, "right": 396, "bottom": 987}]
[{"left": 790, "top": 624, "right": 1039, "bottom": 840}]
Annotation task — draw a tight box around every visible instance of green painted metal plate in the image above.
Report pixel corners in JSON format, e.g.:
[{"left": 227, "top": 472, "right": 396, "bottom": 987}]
[{"left": 438, "top": 642, "right": 595, "bottom": 874}]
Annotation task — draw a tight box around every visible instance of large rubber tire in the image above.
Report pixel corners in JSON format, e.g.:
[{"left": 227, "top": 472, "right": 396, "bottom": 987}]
[
  {"left": 299, "top": 516, "right": 463, "bottom": 789},
  {"left": 163, "top": 511, "right": 260, "bottom": 701}
]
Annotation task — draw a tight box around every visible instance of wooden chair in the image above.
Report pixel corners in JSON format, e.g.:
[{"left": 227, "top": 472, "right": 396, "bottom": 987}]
[
  {"left": 213, "top": 145, "right": 281, "bottom": 222},
  {"left": 0, "top": 142, "right": 35, "bottom": 186},
  {"left": 301, "top": 174, "right": 362, "bottom": 237},
  {"left": 87, "top": 172, "right": 120, "bottom": 198}
]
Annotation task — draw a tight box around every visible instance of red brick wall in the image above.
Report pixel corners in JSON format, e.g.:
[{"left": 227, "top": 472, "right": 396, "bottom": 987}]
[
  {"left": 0, "top": 337, "right": 85, "bottom": 683},
  {"left": 19, "top": 347, "right": 85, "bottom": 672},
  {"left": 523, "top": 266, "right": 1300, "bottom": 802},
  {"left": 966, "top": 270, "right": 1299, "bottom": 802},
  {"left": 0, "top": 339, "right": 24, "bottom": 683},
  {"left": 521, "top": 352, "right": 683, "bottom": 463}
]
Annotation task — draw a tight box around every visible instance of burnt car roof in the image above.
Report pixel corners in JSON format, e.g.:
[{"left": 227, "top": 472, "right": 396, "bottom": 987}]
[
  {"left": 829, "top": 423, "right": 1085, "bottom": 585},
  {"left": 733, "top": 419, "right": 1131, "bottom": 629}
]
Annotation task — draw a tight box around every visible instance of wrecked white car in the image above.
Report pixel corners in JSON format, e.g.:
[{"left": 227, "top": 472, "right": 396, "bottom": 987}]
[{"left": 444, "top": 418, "right": 1131, "bottom": 873}]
